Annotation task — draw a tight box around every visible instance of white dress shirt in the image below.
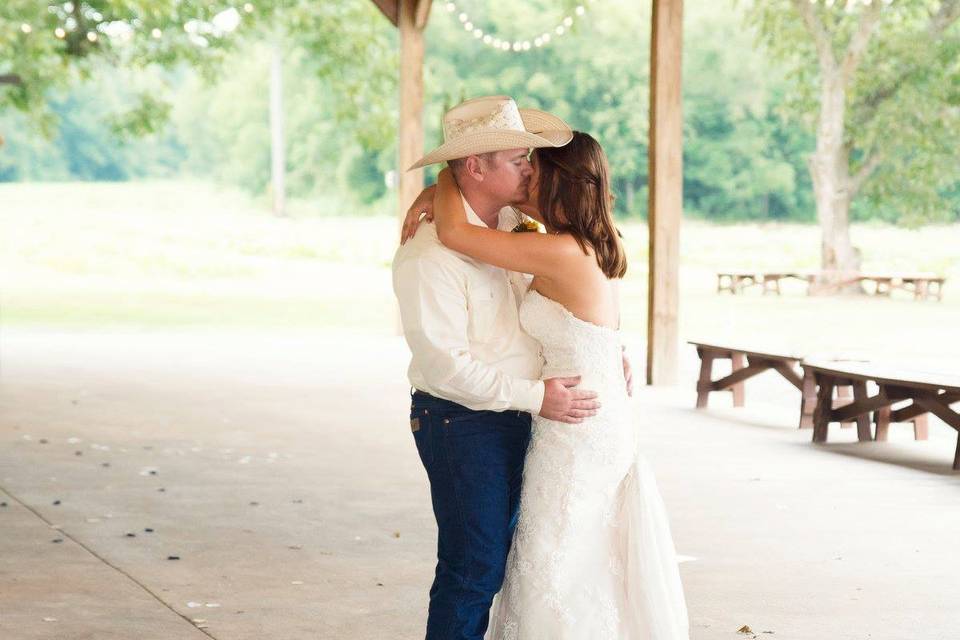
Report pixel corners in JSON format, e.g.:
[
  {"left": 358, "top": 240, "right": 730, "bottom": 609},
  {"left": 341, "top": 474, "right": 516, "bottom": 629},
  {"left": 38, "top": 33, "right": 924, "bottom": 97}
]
[{"left": 392, "top": 197, "right": 545, "bottom": 414}]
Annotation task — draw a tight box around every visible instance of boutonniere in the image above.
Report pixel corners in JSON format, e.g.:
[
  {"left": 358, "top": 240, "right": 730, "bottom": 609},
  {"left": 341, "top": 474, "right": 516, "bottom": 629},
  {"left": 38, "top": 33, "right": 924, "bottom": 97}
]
[
  {"left": 510, "top": 209, "right": 542, "bottom": 233},
  {"left": 512, "top": 220, "right": 541, "bottom": 233}
]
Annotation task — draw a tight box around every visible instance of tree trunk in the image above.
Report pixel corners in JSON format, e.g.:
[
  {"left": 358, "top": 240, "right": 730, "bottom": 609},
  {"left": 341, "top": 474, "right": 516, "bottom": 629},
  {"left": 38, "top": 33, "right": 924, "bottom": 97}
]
[
  {"left": 808, "top": 70, "right": 861, "bottom": 293},
  {"left": 269, "top": 40, "right": 286, "bottom": 218}
]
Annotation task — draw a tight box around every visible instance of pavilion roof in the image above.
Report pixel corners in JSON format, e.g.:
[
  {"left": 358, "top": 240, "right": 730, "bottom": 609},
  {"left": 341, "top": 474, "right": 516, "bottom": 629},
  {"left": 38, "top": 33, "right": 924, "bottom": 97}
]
[{"left": 370, "top": 0, "right": 399, "bottom": 27}]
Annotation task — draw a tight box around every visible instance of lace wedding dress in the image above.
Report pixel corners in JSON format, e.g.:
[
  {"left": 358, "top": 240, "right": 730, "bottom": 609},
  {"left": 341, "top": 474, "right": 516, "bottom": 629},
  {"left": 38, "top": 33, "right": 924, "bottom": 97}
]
[{"left": 487, "top": 289, "right": 690, "bottom": 640}]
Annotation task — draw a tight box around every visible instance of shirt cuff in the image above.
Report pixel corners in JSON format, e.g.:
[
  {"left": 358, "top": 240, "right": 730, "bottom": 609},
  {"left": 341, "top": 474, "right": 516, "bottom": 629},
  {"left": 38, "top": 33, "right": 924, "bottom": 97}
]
[{"left": 512, "top": 380, "right": 545, "bottom": 415}]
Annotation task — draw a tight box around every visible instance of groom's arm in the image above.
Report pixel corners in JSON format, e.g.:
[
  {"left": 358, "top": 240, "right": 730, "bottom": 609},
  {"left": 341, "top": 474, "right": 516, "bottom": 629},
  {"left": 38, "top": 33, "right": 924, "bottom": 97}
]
[{"left": 392, "top": 254, "right": 545, "bottom": 413}]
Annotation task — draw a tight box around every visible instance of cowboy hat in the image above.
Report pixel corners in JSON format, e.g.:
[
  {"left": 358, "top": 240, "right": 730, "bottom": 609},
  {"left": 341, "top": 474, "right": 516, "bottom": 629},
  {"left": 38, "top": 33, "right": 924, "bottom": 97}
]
[{"left": 409, "top": 95, "right": 573, "bottom": 170}]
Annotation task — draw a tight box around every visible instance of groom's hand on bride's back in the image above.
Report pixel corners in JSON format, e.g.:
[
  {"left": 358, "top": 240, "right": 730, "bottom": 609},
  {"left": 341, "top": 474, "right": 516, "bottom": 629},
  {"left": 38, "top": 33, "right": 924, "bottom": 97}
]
[{"left": 539, "top": 376, "right": 600, "bottom": 424}]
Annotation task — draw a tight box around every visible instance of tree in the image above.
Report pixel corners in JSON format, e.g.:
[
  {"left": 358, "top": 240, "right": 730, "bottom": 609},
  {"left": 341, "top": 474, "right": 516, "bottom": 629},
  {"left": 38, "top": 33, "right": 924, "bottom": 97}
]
[
  {"left": 745, "top": 0, "right": 960, "bottom": 287},
  {"left": 0, "top": 1, "right": 258, "bottom": 135}
]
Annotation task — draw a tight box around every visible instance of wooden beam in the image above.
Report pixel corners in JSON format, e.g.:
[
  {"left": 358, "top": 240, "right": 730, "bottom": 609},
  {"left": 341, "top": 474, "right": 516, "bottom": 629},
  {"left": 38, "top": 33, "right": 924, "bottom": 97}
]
[
  {"left": 370, "top": 0, "right": 399, "bottom": 26},
  {"left": 0, "top": 74, "right": 22, "bottom": 85},
  {"left": 398, "top": 0, "right": 426, "bottom": 226},
  {"left": 646, "top": 0, "right": 684, "bottom": 385},
  {"left": 415, "top": 0, "right": 432, "bottom": 29}
]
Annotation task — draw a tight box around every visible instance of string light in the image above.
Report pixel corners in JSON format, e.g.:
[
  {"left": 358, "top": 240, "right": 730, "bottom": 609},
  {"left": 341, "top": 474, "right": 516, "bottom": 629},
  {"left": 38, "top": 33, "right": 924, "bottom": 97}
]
[
  {"left": 809, "top": 0, "right": 893, "bottom": 6},
  {"left": 20, "top": 23, "right": 32, "bottom": 34},
  {"left": 443, "top": 1, "right": 596, "bottom": 53}
]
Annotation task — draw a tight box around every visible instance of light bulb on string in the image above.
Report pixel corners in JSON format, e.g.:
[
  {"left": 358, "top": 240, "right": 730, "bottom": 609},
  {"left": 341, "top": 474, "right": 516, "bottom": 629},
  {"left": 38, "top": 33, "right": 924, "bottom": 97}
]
[
  {"left": 20, "top": 23, "right": 32, "bottom": 34},
  {"left": 55, "top": 27, "right": 66, "bottom": 38},
  {"left": 443, "top": 0, "right": 595, "bottom": 53}
]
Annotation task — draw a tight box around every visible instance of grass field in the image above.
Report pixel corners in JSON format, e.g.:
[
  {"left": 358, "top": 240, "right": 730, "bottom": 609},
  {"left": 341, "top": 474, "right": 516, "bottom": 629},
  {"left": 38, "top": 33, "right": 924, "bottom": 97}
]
[{"left": 2, "top": 180, "right": 959, "bottom": 364}]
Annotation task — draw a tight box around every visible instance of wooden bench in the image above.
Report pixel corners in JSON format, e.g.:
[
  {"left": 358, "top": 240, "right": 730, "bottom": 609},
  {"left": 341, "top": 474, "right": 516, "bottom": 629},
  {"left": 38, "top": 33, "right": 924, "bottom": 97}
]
[
  {"left": 860, "top": 272, "right": 946, "bottom": 301},
  {"left": 689, "top": 342, "right": 853, "bottom": 428},
  {"left": 691, "top": 343, "right": 805, "bottom": 410},
  {"left": 690, "top": 342, "right": 919, "bottom": 433},
  {"left": 802, "top": 361, "right": 960, "bottom": 469},
  {"left": 717, "top": 270, "right": 945, "bottom": 300},
  {"left": 717, "top": 270, "right": 815, "bottom": 296},
  {"left": 716, "top": 271, "right": 761, "bottom": 295}
]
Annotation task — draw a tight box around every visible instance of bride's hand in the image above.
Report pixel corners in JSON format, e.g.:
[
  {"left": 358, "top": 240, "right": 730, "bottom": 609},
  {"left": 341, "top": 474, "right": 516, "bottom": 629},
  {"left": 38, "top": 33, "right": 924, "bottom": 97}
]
[{"left": 400, "top": 183, "right": 437, "bottom": 245}]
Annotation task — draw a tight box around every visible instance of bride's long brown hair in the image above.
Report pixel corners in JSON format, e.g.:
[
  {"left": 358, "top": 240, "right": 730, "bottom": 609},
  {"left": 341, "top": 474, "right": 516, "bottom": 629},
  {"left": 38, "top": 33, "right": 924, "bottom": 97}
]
[{"left": 534, "top": 132, "right": 627, "bottom": 279}]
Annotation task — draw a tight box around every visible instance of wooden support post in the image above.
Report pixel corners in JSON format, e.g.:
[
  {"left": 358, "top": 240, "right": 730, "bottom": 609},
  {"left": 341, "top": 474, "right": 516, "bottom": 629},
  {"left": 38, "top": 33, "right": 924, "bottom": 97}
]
[
  {"left": 874, "top": 406, "right": 891, "bottom": 441},
  {"left": 812, "top": 373, "right": 835, "bottom": 443},
  {"left": 913, "top": 413, "right": 929, "bottom": 440},
  {"left": 799, "top": 367, "right": 817, "bottom": 429},
  {"left": 731, "top": 352, "right": 746, "bottom": 407},
  {"left": 851, "top": 380, "right": 873, "bottom": 442},
  {"left": 646, "top": 0, "right": 683, "bottom": 386},
  {"left": 913, "top": 394, "right": 960, "bottom": 469},
  {"left": 398, "top": 0, "right": 429, "bottom": 226},
  {"left": 695, "top": 348, "right": 714, "bottom": 409},
  {"left": 835, "top": 384, "right": 855, "bottom": 428}
]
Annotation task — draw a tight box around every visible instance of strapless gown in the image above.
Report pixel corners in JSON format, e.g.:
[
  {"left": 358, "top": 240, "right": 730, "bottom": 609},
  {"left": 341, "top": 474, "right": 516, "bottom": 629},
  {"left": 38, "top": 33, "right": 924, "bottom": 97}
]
[{"left": 486, "top": 289, "right": 690, "bottom": 640}]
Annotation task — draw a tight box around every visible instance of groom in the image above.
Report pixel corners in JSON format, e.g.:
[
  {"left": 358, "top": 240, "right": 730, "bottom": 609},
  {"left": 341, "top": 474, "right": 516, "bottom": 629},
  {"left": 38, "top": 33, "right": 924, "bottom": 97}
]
[{"left": 393, "top": 96, "right": 603, "bottom": 639}]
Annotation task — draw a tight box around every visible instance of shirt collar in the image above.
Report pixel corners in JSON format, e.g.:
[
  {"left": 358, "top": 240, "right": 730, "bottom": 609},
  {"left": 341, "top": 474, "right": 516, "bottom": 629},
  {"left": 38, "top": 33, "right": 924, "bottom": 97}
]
[
  {"left": 462, "top": 194, "right": 519, "bottom": 232},
  {"left": 461, "top": 194, "right": 489, "bottom": 228}
]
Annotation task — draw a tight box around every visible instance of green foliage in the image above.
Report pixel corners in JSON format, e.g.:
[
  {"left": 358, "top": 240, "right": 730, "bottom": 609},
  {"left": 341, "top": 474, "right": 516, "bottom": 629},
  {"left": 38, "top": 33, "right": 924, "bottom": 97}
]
[
  {"left": 743, "top": 0, "right": 960, "bottom": 226},
  {"left": 0, "top": 1, "right": 250, "bottom": 135},
  {"left": 0, "top": 62, "right": 182, "bottom": 181},
  {"left": 2, "top": 0, "right": 958, "bottom": 224},
  {"left": 345, "top": 148, "right": 387, "bottom": 204}
]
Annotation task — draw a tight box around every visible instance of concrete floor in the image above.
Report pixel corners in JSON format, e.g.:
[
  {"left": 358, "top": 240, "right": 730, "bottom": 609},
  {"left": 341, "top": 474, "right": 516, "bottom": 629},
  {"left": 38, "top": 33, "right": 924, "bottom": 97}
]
[{"left": 1, "top": 329, "right": 958, "bottom": 640}]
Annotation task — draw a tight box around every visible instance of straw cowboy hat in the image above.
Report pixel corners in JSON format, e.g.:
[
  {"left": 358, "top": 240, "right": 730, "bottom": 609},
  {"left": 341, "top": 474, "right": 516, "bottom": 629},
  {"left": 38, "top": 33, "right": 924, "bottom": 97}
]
[{"left": 409, "top": 95, "right": 573, "bottom": 170}]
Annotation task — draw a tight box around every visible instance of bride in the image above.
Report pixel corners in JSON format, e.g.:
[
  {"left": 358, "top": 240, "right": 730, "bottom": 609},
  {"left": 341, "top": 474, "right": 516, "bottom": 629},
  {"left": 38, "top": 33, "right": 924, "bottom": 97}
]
[{"left": 416, "top": 131, "right": 689, "bottom": 639}]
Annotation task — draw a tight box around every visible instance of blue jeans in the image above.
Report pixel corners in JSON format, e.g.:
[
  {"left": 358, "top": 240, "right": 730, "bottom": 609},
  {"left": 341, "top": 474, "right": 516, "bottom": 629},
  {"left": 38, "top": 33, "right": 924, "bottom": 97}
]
[{"left": 410, "top": 390, "right": 532, "bottom": 640}]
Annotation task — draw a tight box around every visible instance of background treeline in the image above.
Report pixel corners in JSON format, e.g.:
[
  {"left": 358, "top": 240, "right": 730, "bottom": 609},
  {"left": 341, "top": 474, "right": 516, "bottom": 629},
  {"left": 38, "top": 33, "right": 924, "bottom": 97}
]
[{"left": 2, "top": 0, "right": 957, "bottom": 223}]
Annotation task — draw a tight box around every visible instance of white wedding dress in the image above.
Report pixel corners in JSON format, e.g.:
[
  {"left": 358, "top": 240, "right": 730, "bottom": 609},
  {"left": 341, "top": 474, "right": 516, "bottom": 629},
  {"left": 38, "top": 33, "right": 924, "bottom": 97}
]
[{"left": 487, "top": 289, "right": 690, "bottom": 640}]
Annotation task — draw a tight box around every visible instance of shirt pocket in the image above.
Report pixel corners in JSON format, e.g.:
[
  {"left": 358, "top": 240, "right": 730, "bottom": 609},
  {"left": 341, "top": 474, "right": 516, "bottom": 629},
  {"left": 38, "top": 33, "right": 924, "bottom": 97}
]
[{"left": 466, "top": 279, "right": 499, "bottom": 343}]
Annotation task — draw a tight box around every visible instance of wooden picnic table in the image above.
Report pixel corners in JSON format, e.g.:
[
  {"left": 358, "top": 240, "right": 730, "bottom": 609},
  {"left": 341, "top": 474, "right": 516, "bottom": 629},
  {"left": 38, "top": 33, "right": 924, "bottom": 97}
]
[
  {"left": 716, "top": 270, "right": 945, "bottom": 300},
  {"left": 716, "top": 270, "right": 814, "bottom": 295},
  {"left": 856, "top": 272, "right": 946, "bottom": 301},
  {"left": 691, "top": 342, "right": 928, "bottom": 435},
  {"left": 691, "top": 342, "right": 804, "bottom": 409},
  {"left": 802, "top": 361, "right": 960, "bottom": 469}
]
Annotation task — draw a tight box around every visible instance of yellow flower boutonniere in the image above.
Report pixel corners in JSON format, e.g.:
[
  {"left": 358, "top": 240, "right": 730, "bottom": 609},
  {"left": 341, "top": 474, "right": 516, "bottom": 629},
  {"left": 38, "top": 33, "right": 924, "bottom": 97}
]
[
  {"left": 512, "top": 219, "right": 541, "bottom": 233},
  {"left": 511, "top": 209, "right": 542, "bottom": 233}
]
